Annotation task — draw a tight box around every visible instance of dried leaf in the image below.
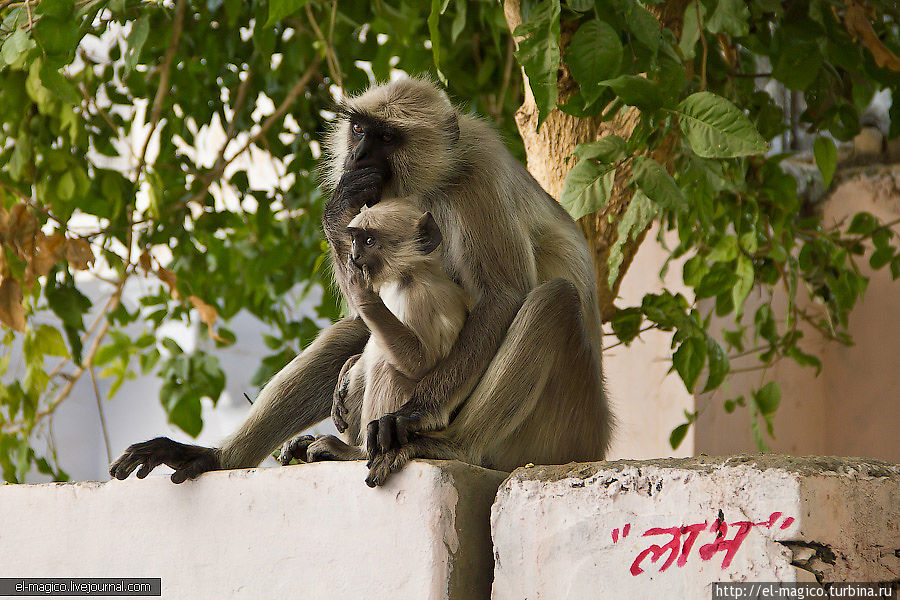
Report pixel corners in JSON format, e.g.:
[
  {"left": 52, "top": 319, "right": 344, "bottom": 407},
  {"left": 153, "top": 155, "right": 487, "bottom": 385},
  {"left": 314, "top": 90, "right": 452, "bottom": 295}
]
[
  {"left": 0, "top": 276, "right": 26, "bottom": 332},
  {"left": 65, "top": 238, "right": 94, "bottom": 270},
  {"left": 7, "top": 203, "right": 39, "bottom": 252},
  {"left": 157, "top": 267, "right": 179, "bottom": 299},
  {"left": 138, "top": 250, "right": 152, "bottom": 273},
  {"left": 189, "top": 295, "right": 225, "bottom": 342},
  {"left": 31, "top": 233, "right": 66, "bottom": 277},
  {"left": 845, "top": 2, "right": 900, "bottom": 71}
]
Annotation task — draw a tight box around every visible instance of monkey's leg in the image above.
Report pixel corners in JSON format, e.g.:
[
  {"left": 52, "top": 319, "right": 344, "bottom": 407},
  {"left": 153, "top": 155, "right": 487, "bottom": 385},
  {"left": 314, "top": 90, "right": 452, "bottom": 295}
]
[
  {"left": 109, "top": 316, "right": 370, "bottom": 483},
  {"left": 279, "top": 434, "right": 366, "bottom": 465},
  {"left": 445, "top": 277, "right": 612, "bottom": 470},
  {"left": 332, "top": 353, "right": 363, "bottom": 435}
]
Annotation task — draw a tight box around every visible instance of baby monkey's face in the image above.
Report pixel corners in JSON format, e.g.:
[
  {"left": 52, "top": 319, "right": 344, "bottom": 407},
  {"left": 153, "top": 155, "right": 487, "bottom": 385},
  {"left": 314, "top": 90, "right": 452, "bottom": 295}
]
[{"left": 348, "top": 227, "right": 385, "bottom": 279}]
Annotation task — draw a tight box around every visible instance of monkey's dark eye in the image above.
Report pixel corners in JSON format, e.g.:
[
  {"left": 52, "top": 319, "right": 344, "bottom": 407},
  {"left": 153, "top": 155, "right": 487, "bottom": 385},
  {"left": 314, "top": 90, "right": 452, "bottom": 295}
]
[
  {"left": 351, "top": 122, "right": 364, "bottom": 135},
  {"left": 365, "top": 236, "right": 376, "bottom": 246},
  {"left": 381, "top": 131, "right": 394, "bottom": 143}
]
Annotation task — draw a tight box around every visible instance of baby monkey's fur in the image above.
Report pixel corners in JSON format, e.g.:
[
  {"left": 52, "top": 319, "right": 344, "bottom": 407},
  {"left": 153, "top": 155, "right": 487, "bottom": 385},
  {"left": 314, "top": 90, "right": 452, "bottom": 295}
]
[{"left": 279, "top": 199, "right": 470, "bottom": 486}]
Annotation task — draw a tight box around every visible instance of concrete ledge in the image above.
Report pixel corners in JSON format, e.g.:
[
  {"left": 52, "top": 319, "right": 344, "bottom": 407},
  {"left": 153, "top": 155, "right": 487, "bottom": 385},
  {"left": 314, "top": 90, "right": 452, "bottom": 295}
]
[
  {"left": 0, "top": 460, "right": 506, "bottom": 600},
  {"left": 491, "top": 455, "right": 900, "bottom": 599}
]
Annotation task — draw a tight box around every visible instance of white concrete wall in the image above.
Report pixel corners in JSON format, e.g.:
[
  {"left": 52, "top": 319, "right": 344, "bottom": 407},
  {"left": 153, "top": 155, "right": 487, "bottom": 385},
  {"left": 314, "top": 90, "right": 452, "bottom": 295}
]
[
  {"left": 0, "top": 461, "right": 506, "bottom": 600},
  {"left": 491, "top": 455, "right": 900, "bottom": 599}
]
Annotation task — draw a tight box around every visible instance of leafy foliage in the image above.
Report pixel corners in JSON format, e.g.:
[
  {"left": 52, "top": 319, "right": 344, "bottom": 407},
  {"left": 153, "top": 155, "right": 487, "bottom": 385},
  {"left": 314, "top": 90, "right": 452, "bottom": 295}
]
[{"left": 550, "top": 0, "right": 900, "bottom": 449}]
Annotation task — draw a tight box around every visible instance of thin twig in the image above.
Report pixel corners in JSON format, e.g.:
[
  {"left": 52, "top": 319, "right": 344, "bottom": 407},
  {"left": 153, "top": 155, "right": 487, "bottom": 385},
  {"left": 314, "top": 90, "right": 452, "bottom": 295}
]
[
  {"left": 306, "top": 4, "right": 341, "bottom": 87},
  {"left": 494, "top": 37, "right": 515, "bottom": 119},
  {"left": 134, "top": 0, "right": 187, "bottom": 181},
  {"left": 696, "top": 1, "right": 707, "bottom": 91},
  {"left": 89, "top": 366, "right": 112, "bottom": 463}
]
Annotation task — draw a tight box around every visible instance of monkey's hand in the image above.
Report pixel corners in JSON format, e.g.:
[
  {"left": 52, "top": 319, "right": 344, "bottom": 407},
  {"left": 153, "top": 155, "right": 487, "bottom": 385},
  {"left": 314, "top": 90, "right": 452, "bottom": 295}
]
[
  {"left": 334, "top": 165, "right": 385, "bottom": 211},
  {"left": 278, "top": 435, "right": 316, "bottom": 465},
  {"left": 109, "top": 437, "right": 220, "bottom": 484},
  {"left": 365, "top": 407, "right": 426, "bottom": 462},
  {"left": 346, "top": 260, "right": 379, "bottom": 307}
]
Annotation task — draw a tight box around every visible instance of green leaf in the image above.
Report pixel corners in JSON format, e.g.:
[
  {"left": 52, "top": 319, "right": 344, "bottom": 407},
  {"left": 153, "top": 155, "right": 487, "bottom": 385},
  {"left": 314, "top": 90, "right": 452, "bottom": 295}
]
[
  {"left": 607, "top": 190, "right": 658, "bottom": 286},
  {"left": 732, "top": 253, "right": 755, "bottom": 317},
  {"left": 124, "top": 15, "right": 150, "bottom": 74},
  {"left": 631, "top": 156, "right": 686, "bottom": 212},
  {"left": 678, "top": 1, "right": 705, "bottom": 60},
  {"left": 677, "top": 92, "right": 769, "bottom": 158},
  {"left": 39, "top": 62, "right": 80, "bottom": 105},
  {"left": 450, "top": 0, "right": 467, "bottom": 43},
  {"left": 602, "top": 75, "right": 661, "bottom": 111},
  {"left": 167, "top": 392, "right": 203, "bottom": 437},
  {"left": 427, "top": 0, "right": 449, "bottom": 83},
  {"left": 703, "top": 338, "right": 729, "bottom": 392},
  {"left": 573, "top": 136, "right": 626, "bottom": 163},
  {"left": 559, "top": 159, "right": 615, "bottom": 221},
  {"left": 695, "top": 264, "right": 738, "bottom": 299},
  {"left": 567, "top": 20, "right": 622, "bottom": 105},
  {"left": 514, "top": 0, "right": 561, "bottom": 127},
  {"left": 673, "top": 336, "right": 706, "bottom": 392},
  {"left": 669, "top": 423, "right": 689, "bottom": 450},
  {"left": 567, "top": 0, "right": 594, "bottom": 11},
  {"left": 624, "top": 3, "right": 659, "bottom": 54},
  {"left": 33, "top": 16, "right": 81, "bottom": 61},
  {"left": 813, "top": 137, "right": 837, "bottom": 189},
  {"left": 265, "top": 0, "right": 310, "bottom": 26},
  {"left": 33, "top": 325, "right": 69, "bottom": 358},
  {"left": 610, "top": 307, "right": 643, "bottom": 344},
  {"left": 772, "top": 41, "right": 820, "bottom": 91},
  {"left": 705, "top": 0, "right": 750, "bottom": 37},
  {"left": 0, "top": 30, "right": 35, "bottom": 69},
  {"left": 752, "top": 382, "right": 781, "bottom": 415},
  {"left": 708, "top": 235, "right": 738, "bottom": 263}
]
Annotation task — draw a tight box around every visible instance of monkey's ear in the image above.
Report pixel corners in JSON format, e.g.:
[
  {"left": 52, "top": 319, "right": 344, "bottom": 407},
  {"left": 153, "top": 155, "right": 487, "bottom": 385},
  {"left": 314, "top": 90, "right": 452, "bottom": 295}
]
[{"left": 416, "top": 212, "right": 442, "bottom": 254}]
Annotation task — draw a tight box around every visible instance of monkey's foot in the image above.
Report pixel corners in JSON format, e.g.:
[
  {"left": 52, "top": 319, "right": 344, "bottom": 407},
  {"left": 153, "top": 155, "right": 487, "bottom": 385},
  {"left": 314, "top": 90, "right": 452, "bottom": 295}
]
[
  {"left": 365, "top": 447, "right": 412, "bottom": 487},
  {"left": 278, "top": 435, "right": 316, "bottom": 465},
  {"left": 365, "top": 409, "right": 427, "bottom": 459},
  {"left": 108, "top": 437, "right": 220, "bottom": 484}
]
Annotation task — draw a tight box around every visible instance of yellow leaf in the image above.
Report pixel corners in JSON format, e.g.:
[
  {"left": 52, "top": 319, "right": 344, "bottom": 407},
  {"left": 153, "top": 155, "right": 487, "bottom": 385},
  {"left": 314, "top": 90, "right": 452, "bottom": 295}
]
[
  {"left": 188, "top": 295, "right": 225, "bottom": 342},
  {"left": 138, "top": 250, "right": 152, "bottom": 273},
  {"left": 157, "top": 267, "right": 179, "bottom": 299},
  {"left": 31, "top": 232, "right": 66, "bottom": 278},
  {"left": 0, "top": 276, "right": 26, "bottom": 332},
  {"left": 65, "top": 238, "right": 94, "bottom": 270}
]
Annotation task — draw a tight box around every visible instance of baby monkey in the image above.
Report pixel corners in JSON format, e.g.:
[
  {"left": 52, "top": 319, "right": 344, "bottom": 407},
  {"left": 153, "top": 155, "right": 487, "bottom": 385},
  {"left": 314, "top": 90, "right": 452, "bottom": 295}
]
[{"left": 279, "top": 199, "right": 470, "bottom": 486}]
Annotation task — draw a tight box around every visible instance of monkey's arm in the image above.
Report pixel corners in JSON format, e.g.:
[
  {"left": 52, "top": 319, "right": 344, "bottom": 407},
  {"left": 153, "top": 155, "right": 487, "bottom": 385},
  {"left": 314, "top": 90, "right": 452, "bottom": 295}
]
[
  {"left": 322, "top": 167, "right": 384, "bottom": 260},
  {"left": 357, "top": 298, "right": 431, "bottom": 380},
  {"left": 109, "top": 315, "right": 369, "bottom": 482}
]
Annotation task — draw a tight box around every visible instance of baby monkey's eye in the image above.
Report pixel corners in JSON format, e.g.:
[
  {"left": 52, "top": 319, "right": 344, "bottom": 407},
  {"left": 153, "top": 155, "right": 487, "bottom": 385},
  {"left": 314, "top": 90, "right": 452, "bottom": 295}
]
[
  {"left": 365, "top": 236, "right": 376, "bottom": 246},
  {"left": 381, "top": 131, "right": 394, "bottom": 143},
  {"left": 351, "top": 122, "right": 364, "bottom": 135}
]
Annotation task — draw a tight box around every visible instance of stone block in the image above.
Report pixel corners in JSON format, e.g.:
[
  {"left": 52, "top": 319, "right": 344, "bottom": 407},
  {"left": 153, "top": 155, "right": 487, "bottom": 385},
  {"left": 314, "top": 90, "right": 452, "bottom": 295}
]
[
  {"left": 0, "top": 460, "right": 506, "bottom": 600},
  {"left": 491, "top": 455, "right": 900, "bottom": 599}
]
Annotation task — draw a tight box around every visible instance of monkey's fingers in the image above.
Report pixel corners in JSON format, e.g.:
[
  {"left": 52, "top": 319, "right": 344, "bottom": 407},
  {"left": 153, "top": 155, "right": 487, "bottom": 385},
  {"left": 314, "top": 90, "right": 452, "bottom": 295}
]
[
  {"left": 365, "top": 420, "right": 379, "bottom": 465},
  {"left": 395, "top": 414, "right": 421, "bottom": 445},
  {"left": 376, "top": 415, "right": 399, "bottom": 454},
  {"left": 279, "top": 434, "right": 316, "bottom": 465}
]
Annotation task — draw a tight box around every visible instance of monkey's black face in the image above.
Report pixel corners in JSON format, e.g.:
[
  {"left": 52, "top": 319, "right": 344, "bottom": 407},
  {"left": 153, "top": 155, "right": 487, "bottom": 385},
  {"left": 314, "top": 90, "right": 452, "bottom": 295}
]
[
  {"left": 348, "top": 227, "right": 383, "bottom": 276},
  {"left": 343, "top": 114, "right": 403, "bottom": 186}
]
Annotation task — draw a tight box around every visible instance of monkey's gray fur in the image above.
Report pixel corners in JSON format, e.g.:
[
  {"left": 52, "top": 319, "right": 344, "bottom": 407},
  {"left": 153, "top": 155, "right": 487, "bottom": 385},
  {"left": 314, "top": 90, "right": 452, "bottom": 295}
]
[
  {"left": 108, "top": 76, "right": 613, "bottom": 485},
  {"left": 279, "top": 199, "right": 472, "bottom": 485}
]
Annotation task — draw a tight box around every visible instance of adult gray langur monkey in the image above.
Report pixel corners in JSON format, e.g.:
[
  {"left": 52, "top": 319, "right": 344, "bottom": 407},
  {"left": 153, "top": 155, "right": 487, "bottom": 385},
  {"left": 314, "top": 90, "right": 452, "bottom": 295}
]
[{"left": 109, "top": 76, "right": 613, "bottom": 484}]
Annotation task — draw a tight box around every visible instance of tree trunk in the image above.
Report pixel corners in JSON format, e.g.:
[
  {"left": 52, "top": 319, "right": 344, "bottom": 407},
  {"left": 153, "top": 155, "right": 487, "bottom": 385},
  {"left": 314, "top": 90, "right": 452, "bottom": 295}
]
[{"left": 503, "top": 0, "right": 690, "bottom": 321}]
